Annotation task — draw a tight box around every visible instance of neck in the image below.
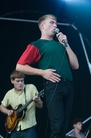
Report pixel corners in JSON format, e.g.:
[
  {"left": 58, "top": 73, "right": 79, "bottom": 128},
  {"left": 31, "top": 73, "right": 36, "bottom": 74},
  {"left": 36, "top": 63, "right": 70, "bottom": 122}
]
[
  {"left": 74, "top": 129, "right": 80, "bottom": 136},
  {"left": 40, "top": 34, "right": 53, "bottom": 40},
  {"left": 14, "top": 88, "right": 23, "bottom": 93}
]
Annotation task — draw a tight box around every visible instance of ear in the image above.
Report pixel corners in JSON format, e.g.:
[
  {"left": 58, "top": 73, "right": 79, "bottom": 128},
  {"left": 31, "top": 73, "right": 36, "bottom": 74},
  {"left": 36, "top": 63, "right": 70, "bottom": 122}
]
[
  {"left": 11, "top": 79, "right": 14, "bottom": 84},
  {"left": 73, "top": 124, "right": 75, "bottom": 128},
  {"left": 40, "top": 23, "right": 43, "bottom": 29},
  {"left": 40, "top": 21, "right": 45, "bottom": 29}
]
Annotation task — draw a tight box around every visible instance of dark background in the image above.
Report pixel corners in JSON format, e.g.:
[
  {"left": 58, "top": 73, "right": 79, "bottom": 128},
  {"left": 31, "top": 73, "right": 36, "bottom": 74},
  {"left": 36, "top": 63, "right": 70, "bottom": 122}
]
[{"left": 0, "top": 0, "right": 91, "bottom": 138}]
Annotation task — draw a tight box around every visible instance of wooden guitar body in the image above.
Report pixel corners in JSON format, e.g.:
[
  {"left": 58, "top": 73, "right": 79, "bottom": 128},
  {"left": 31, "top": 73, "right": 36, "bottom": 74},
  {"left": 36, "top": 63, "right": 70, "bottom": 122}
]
[{"left": 5, "top": 104, "right": 25, "bottom": 133}]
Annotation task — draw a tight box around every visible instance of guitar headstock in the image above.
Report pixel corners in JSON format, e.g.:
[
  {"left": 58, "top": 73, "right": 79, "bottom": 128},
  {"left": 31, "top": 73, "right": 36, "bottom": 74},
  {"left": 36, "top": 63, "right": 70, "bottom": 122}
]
[{"left": 38, "top": 89, "right": 44, "bottom": 97}]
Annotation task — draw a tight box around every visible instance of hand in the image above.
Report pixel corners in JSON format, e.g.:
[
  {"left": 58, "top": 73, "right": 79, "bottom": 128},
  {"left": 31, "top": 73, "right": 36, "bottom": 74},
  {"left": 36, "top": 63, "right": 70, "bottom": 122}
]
[
  {"left": 8, "top": 110, "right": 13, "bottom": 116},
  {"left": 33, "top": 93, "right": 43, "bottom": 108},
  {"left": 56, "top": 32, "right": 68, "bottom": 47},
  {"left": 33, "top": 93, "right": 40, "bottom": 102},
  {"left": 41, "top": 69, "right": 60, "bottom": 83}
]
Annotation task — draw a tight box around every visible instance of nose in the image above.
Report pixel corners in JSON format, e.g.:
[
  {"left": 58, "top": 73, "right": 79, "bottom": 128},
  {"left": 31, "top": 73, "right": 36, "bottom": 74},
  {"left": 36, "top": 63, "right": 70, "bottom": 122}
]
[
  {"left": 19, "top": 80, "right": 23, "bottom": 84},
  {"left": 54, "top": 23, "right": 57, "bottom": 27}
]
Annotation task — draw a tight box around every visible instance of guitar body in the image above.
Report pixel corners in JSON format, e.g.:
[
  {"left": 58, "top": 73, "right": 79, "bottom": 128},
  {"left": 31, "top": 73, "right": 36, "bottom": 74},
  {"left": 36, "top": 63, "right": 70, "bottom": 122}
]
[{"left": 5, "top": 104, "right": 25, "bottom": 133}]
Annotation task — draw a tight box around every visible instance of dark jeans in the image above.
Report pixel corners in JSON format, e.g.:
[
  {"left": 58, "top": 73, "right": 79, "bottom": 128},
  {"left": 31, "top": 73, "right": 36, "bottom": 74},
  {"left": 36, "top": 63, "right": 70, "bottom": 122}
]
[
  {"left": 11, "top": 126, "right": 38, "bottom": 138},
  {"left": 44, "top": 79, "right": 74, "bottom": 138}
]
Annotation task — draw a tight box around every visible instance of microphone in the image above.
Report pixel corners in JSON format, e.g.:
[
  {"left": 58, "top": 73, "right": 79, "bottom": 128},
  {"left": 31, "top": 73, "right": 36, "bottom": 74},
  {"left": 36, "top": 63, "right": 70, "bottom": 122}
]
[
  {"left": 55, "top": 28, "right": 60, "bottom": 34},
  {"left": 55, "top": 28, "right": 68, "bottom": 47}
]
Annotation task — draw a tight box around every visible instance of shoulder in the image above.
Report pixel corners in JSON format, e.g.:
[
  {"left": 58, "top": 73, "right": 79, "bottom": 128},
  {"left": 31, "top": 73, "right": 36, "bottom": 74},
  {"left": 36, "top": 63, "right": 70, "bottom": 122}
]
[
  {"left": 25, "top": 84, "right": 37, "bottom": 88},
  {"left": 25, "top": 84, "right": 38, "bottom": 92},
  {"left": 31, "top": 39, "right": 41, "bottom": 47},
  {"left": 69, "top": 131, "right": 75, "bottom": 137},
  {"left": 5, "top": 88, "right": 14, "bottom": 96},
  {"left": 25, "top": 84, "right": 38, "bottom": 97},
  {"left": 80, "top": 132, "right": 85, "bottom": 137}
]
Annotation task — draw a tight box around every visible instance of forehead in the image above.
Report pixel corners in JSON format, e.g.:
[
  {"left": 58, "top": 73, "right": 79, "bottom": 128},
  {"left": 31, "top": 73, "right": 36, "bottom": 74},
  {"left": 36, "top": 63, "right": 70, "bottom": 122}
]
[
  {"left": 45, "top": 17, "right": 57, "bottom": 23},
  {"left": 75, "top": 122, "right": 82, "bottom": 125},
  {"left": 14, "top": 78, "right": 24, "bottom": 81}
]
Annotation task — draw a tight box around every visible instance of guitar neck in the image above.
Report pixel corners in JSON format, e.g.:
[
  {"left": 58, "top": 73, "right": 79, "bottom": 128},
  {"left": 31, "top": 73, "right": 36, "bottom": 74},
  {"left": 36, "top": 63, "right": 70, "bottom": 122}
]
[
  {"left": 17, "top": 99, "right": 33, "bottom": 113},
  {"left": 17, "top": 89, "right": 44, "bottom": 113}
]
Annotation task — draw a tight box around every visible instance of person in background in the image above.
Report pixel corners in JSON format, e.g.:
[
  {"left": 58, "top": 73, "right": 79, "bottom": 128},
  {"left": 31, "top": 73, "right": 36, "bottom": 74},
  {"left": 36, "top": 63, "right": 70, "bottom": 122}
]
[
  {"left": 16, "top": 14, "right": 79, "bottom": 138},
  {"left": 69, "top": 118, "right": 85, "bottom": 138},
  {"left": 0, "top": 70, "right": 43, "bottom": 138}
]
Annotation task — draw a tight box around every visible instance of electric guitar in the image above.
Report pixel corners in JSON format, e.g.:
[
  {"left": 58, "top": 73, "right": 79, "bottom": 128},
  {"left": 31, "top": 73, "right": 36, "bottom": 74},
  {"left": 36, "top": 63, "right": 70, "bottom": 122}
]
[{"left": 5, "top": 89, "right": 44, "bottom": 133}]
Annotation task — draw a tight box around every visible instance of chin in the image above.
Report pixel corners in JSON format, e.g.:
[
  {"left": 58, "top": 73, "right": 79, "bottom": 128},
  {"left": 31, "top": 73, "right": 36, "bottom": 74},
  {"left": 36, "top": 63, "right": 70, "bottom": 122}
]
[{"left": 50, "top": 33, "right": 54, "bottom": 37}]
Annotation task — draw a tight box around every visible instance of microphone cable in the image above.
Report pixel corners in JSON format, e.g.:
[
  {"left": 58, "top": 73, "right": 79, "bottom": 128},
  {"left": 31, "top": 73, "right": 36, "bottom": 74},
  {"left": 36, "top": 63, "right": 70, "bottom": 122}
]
[{"left": 44, "top": 47, "right": 67, "bottom": 138}]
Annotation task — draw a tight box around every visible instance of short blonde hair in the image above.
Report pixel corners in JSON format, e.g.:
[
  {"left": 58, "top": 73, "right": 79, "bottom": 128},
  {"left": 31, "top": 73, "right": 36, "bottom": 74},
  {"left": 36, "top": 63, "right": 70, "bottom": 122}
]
[{"left": 38, "top": 14, "right": 57, "bottom": 29}]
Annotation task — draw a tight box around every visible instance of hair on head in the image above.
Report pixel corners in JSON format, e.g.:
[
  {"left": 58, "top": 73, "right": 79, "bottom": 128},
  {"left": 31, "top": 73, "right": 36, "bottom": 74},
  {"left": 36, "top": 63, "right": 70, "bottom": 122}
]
[
  {"left": 38, "top": 14, "right": 57, "bottom": 29},
  {"left": 10, "top": 70, "right": 25, "bottom": 80},
  {"left": 73, "top": 118, "right": 83, "bottom": 125}
]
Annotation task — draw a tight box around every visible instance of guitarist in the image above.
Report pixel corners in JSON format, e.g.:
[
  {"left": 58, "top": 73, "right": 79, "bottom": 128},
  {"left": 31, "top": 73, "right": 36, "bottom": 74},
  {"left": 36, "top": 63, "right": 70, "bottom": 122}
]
[{"left": 0, "top": 70, "right": 43, "bottom": 138}]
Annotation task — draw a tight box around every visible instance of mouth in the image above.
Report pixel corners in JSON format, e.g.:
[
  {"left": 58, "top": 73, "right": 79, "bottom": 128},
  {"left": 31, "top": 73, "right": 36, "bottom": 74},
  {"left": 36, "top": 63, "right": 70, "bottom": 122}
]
[{"left": 52, "top": 29, "right": 56, "bottom": 34}]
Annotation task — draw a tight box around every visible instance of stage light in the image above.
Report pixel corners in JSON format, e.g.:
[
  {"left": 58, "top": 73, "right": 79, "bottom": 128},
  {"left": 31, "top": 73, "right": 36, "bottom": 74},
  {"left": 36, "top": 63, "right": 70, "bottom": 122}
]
[{"left": 62, "top": 0, "right": 87, "bottom": 4}]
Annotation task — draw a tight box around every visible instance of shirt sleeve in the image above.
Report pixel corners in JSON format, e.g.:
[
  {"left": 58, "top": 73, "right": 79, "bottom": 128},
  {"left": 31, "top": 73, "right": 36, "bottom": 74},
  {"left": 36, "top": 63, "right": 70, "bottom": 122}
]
[
  {"left": 17, "top": 44, "right": 41, "bottom": 65},
  {"left": 1, "top": 92, "right": 10, "bottom": 107}
]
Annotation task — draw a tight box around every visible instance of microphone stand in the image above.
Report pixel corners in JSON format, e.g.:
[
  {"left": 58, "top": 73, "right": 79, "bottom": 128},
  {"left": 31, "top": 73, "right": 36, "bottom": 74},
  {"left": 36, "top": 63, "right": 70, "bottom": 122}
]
[
  {"left": 84, "top": 123, "right": 91, "bottom": 138},
  {"left": 85, "top": 129, "right": 90, "bottom": 138}
]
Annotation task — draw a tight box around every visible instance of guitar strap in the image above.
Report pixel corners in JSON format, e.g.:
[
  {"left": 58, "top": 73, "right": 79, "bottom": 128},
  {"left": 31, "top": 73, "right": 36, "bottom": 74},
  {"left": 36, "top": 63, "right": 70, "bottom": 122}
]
[{"left": 24, "top": 86, "right": 27, "bottom": 111}]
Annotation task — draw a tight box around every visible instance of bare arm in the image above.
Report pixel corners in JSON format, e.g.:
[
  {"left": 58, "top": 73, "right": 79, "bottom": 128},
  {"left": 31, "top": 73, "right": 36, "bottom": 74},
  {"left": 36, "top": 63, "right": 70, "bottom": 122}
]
[
  {"left": 56, "top": 32, "right": 79, "bottom": 70},
  {"left": 16, "top": 64, "right": 60, "bottom": 83},
  {"left": 65, "top": 45, "right": 79, "bottom": 69},
  {"left": 16, "top": 64, "right": 44, "bottom": 76},
  {"left": 33, "top": 95, "right": 43, "bottom": 109},
  {"left": 0, "top": 104, "right": 13, "bottom": 116}
]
